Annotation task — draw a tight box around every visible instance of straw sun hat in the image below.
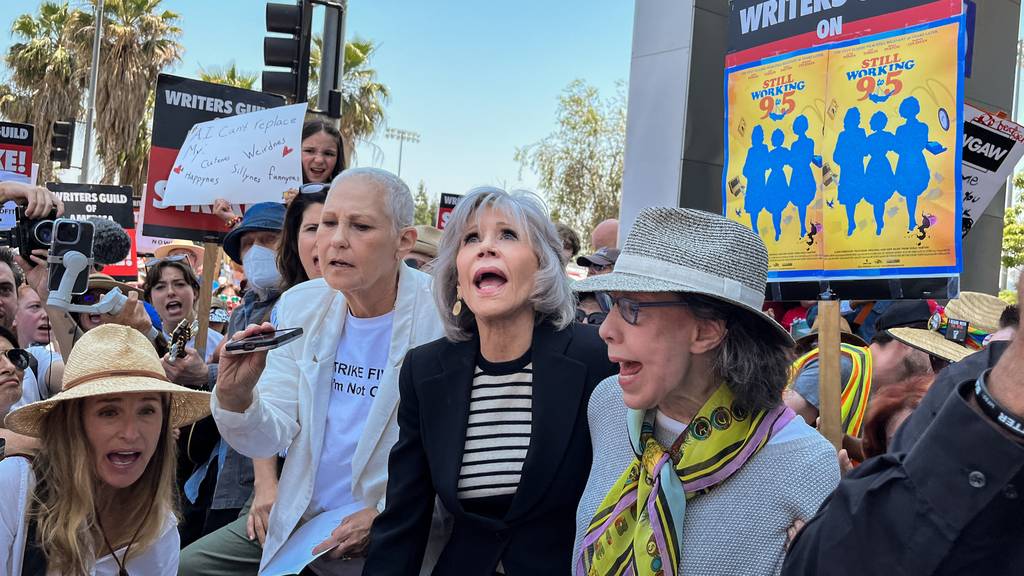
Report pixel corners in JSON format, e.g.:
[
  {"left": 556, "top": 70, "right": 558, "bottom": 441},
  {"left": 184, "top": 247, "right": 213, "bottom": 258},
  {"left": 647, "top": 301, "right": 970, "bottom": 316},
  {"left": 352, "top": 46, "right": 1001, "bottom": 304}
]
[
  {"left": 573, "top": 207, "right": 792, "bottom": 344},
  {"left": 153, "top": 239, "right": 205, "bottom": 262},
  {"left": 888, "top": 291, "right": 1009, "bottom": 363},
  {"left": 4, "top": 324, "right": 211, "bottom": 437}
]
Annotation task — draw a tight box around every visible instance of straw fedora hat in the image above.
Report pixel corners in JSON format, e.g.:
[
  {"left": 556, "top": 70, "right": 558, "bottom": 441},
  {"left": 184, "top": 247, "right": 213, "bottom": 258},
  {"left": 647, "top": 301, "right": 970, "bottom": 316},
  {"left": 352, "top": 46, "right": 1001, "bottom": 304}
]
[
  {"left": 794, "top": 314, "right": 868, "bottom": 355},
  {"left": 573, "top": 207, "right": 792, "bottom": 344},
  {"left": 413, "top": 225, "right": 443, "bottom": 258},
  {"left": 4, "top": 324, "right": 211, "bottom": 437},
  {"left": 154, "top": 239, "right": 205, "bottom": 262},
  {"left": 87, "top": 272, "right": 143, "bottom": 297},
  {"left": 887, "top": 292, "right": 1008, "bottom": 363}
]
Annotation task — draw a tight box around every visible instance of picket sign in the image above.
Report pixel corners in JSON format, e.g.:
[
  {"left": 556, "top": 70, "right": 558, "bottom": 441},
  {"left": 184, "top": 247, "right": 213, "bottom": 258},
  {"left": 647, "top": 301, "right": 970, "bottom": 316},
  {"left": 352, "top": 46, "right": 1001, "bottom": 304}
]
[{"left": 816, "top": 300, "right": 843, "bottom": 450}]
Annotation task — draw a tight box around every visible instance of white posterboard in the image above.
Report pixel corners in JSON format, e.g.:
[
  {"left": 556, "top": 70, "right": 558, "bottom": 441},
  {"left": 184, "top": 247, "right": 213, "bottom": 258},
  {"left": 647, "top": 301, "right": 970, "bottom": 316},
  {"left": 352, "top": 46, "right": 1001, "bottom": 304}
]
[
  {"left": 962, "top": 104, "right": 1024, "bottom": 235},
  {"left": 161, "top": 102, "right": 306, "bottom": 207}
]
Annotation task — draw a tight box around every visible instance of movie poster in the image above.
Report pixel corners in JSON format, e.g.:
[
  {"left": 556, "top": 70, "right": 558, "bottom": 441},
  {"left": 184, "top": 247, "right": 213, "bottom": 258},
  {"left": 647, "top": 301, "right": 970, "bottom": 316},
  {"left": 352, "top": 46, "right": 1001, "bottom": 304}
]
[{"left": 724, "top": 4, "right": 963, "bottom": 281}]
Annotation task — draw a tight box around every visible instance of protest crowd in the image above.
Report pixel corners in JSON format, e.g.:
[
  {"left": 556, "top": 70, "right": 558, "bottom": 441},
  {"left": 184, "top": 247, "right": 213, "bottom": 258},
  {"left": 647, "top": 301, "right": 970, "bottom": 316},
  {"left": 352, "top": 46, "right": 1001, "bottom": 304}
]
[{"left": 0, "top": 114, "right": 1020, "bottom": 576}]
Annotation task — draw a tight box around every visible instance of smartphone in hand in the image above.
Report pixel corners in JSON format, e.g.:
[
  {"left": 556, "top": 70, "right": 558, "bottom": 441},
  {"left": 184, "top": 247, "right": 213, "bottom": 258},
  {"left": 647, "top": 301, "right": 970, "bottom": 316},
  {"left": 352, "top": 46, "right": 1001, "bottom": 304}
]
[{"left": 223, "top": 328, "right": 303, "bottom": 355}]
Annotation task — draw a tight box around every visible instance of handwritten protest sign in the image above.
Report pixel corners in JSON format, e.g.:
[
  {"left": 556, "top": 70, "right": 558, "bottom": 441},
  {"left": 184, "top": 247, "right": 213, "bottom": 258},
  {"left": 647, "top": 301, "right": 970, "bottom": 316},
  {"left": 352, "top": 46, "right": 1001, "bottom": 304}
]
[
  {"left": 961, "top": 104, "right": 1024, "bottom": 236},
  {"left": 161, "top": 102, "right": 306, "bottom": 207}
]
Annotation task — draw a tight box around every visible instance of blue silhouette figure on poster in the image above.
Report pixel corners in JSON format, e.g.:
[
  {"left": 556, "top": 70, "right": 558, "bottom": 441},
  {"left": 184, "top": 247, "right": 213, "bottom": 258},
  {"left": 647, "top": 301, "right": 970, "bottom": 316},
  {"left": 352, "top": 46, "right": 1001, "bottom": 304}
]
[
  {"left": 764, "top": 129, "right": 791, "bottom": 242},
  {"left": 742, "top": 125, "right": 770, "bottom": 238},
  {"left": 833, "top": 108, "right": 867, "bottom": 236},
  {"left": 893, "top": 96, "right": 946, "bottom": 231},
  {"left": 864, "top": 111, "right": 898, "bottom": 236},
  {"left": 789, "top": 115, "right": 820, "bottom": 239}
]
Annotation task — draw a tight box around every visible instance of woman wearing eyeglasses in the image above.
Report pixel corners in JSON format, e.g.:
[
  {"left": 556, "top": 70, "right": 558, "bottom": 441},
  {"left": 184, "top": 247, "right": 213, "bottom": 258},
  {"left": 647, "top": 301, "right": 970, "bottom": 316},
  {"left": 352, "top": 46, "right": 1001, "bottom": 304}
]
[
  {"left": 363, "top": 188, "right": 617, "bottom": 575},
  {"left": 571, "top": 208, "right": 838, "bottom": 576}
]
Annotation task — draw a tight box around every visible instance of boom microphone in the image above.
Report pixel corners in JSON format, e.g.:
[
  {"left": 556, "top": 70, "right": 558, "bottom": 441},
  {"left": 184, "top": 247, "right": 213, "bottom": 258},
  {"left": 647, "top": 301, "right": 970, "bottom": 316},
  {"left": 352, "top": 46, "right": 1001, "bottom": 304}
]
[{"left": 88, "top": 217, "right": 132, "bottom": 265}]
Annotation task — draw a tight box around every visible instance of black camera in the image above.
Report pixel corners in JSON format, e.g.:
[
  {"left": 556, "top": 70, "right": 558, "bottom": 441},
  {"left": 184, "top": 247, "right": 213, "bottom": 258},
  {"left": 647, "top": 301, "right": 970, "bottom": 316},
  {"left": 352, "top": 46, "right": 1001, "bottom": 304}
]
[{"left": 11, "top": 206, "right": 59, "bottom": 261}]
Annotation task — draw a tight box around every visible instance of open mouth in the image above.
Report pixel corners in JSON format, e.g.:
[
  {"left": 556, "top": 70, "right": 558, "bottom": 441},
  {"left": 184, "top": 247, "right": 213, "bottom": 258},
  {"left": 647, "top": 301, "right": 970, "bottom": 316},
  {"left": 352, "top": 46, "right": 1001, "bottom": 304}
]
[
  {"left": 38, "top": 323, "right": 51, "bottom": 332},
  {"left": 308, "top": 166, "right": 326, "bottom": 177},
  {"left": 165, "top": 300, "right": 183, "bottom": 315},
  {"left": 328, "top": 258, "right": 353, "bottom": 270},
  {"left": 473, "top": 267, "right": 508, "bottom": 295},
  {"left": 107, "top": 451, "right": 141, "bottom": 468},
  {"left": 87, "top": 314, "right": 102, "bottom": 325}
]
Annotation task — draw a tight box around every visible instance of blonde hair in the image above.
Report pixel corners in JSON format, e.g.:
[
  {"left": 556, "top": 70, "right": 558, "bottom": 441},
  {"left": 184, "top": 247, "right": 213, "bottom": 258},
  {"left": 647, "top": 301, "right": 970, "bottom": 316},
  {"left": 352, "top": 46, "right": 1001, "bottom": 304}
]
[{"left": 28, "top": 395, "right": 178, "bottom": 573}]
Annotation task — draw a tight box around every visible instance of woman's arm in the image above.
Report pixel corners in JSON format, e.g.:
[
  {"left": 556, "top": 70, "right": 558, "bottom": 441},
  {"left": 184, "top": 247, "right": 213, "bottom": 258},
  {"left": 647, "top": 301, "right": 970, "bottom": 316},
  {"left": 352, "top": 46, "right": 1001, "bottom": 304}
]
[
  {"left": 362, "top": 352, "right": 438, "bottom": 574},
  {"left": 247, "top": 457, "right": 280, "bottom": 545}
]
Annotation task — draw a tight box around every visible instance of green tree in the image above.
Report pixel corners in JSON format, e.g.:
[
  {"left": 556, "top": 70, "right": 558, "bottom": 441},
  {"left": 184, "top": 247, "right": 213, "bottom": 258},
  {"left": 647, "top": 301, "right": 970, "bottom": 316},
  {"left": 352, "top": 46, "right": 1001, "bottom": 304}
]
[
  {"left": 413, "top": 180, "right": 438, "bottom": 226},
  {"left": 2, "top": 1, "right": 90, "bottom": 184},
  {"left": 515, "top": 79, "right": 625, "bottom": 237},
  {"left": 77, "top": 0, "right": 183, "bottom": 191},
  {"left": 199, "top": 62, "right": 258, "bottom": 90},
  {"left": 1004, "top": 175, "right": 1024, "bottom": 270},
  {"left": 309, "top": 35, "right": 390, "bottom": 167}
]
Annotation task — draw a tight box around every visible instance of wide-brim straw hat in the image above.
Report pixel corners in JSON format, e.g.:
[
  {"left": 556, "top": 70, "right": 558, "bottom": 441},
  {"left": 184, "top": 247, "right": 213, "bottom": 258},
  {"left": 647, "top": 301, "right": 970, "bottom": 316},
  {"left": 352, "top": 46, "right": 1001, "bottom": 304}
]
[
  {"left": 4, "top": 324, "right": 211, "bottom": 437},
  {"left": 573, "top": 207, "right": 792, "bottom": 345},
  {"left": 87, "top": 272, "right": 142, "bottom": 297},
  {"left": 154, "top": 239, "right": 205, "bottom": 262},
  {"left": 885, "top": 291, "right": 1008, "bottom": 363},
  {"left": 887, "top": 327, "right": 973, "bottom": 363},
  {"left": 795, "top": 315, "right": 868, "bottom": 354},
  {"left": 413, "top": 225, "right": 443, "bottom": 258}
]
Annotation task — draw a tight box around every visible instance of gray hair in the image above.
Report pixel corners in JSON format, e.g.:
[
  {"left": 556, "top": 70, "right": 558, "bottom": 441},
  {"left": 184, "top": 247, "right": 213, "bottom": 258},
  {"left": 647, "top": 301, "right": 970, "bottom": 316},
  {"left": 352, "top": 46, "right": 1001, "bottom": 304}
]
[
  {"left": 433, "top": 187, "right": 575, "bottom": 342},
  {"left": 331, "top": 167, "right": 414, "bottom": 230},
  {"left": 675, "top": 293, "right": 793, "bottom": 413}
]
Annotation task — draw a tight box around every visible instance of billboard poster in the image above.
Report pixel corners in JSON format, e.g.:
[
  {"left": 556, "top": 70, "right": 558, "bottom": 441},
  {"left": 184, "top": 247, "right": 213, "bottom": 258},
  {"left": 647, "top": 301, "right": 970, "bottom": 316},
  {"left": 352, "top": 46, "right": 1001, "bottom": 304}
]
[
  {"left": 724, "top": 2, "right": 964, "bottom": 281},
  {"left": 143, "top": 74, "right": 285, "bottom": 243}
]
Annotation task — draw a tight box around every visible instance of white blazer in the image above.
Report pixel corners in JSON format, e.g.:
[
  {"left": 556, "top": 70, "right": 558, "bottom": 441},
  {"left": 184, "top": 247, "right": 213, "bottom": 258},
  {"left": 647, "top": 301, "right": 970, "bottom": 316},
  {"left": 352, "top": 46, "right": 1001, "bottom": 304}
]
[{"left": 211, "top": 264, "right": 446, "bottom": 573}]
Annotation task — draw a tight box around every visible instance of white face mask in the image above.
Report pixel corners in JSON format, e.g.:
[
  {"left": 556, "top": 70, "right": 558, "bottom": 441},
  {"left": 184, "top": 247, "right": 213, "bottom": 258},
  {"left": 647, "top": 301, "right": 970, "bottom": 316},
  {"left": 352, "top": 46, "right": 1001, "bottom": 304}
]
[{"left": 242, "top": 244, "right": 281, "bottom": 294}]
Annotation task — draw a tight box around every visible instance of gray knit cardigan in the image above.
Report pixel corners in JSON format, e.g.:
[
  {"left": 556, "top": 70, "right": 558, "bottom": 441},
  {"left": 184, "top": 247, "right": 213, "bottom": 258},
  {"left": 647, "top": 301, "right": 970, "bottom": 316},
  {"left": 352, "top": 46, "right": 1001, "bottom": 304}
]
[{"left": 573, "top": 377, "right": 840, "bottom": 576}]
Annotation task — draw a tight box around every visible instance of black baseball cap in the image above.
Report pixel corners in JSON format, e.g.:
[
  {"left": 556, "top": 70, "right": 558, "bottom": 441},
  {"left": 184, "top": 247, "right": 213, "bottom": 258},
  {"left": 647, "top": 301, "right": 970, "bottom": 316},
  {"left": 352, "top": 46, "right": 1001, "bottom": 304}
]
[{"left": 875, "top": 301, "right": 933, "bottom": 332}]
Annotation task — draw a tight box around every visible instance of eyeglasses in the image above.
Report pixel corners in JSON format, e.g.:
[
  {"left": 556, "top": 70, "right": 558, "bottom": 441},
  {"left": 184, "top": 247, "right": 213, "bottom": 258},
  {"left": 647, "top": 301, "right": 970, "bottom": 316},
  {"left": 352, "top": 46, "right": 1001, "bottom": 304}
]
[
  {"left": 0, "top": 348, "right": 31, "bottom": 371},
  {"left": 595, "top": 291, "right": 688, "bottom": 326},
  {"left": 145, "top": 254, "right": 192, "bottom": 269},
  {"left": 588, "top": 264, "right": 612, "bottom": 274},
  {"left": 574, "top": 308, "right": 608, "bottom": 325},
  {"left": 74, "top": 291, "right": 106, "bottom": 306}
]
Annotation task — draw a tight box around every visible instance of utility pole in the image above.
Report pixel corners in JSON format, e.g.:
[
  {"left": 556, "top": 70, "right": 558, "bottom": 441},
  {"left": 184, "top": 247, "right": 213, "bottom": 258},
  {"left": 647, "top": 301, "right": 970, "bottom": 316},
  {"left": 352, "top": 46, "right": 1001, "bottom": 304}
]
[
  {"left": 80, "top": 0, "right": 104, "bottom": 184},
  {"left": 385, "top": 128, "right": 420, "bottom": 178}
]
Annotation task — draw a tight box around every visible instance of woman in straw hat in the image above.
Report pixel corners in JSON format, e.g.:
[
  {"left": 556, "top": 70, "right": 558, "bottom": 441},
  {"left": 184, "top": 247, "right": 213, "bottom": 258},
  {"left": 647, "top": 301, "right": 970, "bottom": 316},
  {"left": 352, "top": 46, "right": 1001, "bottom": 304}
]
[
  {"left": 572, "top": 207, "right": 839, "bottom": 576},
  {"left": 0, "top": 324, "right": 210, "bottom": 575}
]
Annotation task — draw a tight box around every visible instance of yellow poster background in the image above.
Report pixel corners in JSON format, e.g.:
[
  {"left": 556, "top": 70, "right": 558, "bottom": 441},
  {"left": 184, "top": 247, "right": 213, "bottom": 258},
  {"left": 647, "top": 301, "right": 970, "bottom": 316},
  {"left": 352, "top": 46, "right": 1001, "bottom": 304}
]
[
  {"left": 725, "top": 51, "right": 827, "bottom": 273},
  {"left": 821, "top": 23, "right": 959, "bottom": 272},
  {"left": 725, "top": 21, "right": 960, "bottom": 277}
]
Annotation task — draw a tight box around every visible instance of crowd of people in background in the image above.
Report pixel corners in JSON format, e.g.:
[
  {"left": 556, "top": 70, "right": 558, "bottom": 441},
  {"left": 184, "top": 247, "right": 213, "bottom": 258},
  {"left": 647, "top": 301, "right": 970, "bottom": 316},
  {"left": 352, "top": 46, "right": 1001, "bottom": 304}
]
[{"left": 0, "top": 118, "right": 1021, "bottom": 575}]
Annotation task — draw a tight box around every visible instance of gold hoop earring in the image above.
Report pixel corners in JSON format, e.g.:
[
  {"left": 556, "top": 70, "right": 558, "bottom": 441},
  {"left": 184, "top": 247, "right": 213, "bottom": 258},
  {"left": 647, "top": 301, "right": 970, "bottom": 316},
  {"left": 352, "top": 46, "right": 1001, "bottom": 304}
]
[{"left": 452, "top": 287, "right": 464, "bottom": 316}]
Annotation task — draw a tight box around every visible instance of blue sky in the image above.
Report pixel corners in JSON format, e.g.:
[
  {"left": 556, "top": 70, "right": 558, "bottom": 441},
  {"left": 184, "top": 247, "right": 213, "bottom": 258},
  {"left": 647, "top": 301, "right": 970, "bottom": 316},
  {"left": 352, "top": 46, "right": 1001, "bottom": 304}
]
[{"left": 1, "top": 0, "right": 635, "bottom": 201}]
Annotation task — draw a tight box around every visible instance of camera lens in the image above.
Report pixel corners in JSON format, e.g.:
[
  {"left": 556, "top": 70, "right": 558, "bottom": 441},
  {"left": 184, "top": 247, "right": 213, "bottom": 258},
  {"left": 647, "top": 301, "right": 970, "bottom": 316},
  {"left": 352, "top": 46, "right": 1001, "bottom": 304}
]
[
  {"left": 55, "top": 222, "right": 80, "bottom": 244},
  {"left": 33, "top": 221, "right": 53, "bottom": 246}
]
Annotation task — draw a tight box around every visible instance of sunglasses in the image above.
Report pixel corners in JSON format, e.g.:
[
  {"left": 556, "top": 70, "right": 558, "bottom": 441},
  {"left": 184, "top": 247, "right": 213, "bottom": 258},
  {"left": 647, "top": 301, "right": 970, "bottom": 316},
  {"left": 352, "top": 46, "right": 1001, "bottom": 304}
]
[
  {"left": 145, "top": 254, "right": 192, "bottom": 269},
  {"left": 299, "top": 182, "right": 330, "bottom": 195},
  {"left": 74, "top": 291, "right": 106, "bottom": 306},
  {"left": 595, "top": 291, "right": 688, "bottom": 326},
  {"left": 574, "top": 309, "right": 608, "bottom": 325},
  {"left": 0, "top": 348, "right": 31, "bottom": 371},
  {"left": 588, "top": 263, "right": 612, "bottom": 274}
]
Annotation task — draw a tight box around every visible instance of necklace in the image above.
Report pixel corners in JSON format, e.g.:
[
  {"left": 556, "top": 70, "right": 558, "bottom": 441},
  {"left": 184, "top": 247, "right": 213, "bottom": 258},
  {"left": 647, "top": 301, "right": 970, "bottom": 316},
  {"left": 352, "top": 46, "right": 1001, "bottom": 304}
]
[{"left": 93, "top": 493, "right": 156, "bottom": 576}]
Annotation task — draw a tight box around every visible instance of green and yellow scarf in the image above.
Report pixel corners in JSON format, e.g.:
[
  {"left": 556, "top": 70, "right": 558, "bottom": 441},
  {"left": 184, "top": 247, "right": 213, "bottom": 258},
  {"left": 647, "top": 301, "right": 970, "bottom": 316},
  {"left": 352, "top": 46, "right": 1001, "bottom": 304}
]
[{"left": 577, "top": 384, "right": 795, "bottom": 576}]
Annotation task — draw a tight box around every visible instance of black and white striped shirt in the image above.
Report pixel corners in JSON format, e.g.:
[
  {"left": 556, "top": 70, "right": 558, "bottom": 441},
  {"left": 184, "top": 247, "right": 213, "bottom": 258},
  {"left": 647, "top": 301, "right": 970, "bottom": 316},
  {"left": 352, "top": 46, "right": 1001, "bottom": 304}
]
[{"left": 457, "top": 354, "right": 533, "bottom": 504}]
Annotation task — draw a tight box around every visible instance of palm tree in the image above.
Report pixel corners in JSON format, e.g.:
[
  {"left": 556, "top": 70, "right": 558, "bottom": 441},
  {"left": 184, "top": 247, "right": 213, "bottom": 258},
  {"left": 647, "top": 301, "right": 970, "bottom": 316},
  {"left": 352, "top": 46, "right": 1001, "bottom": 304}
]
[
  {"left": 2, "top": 2, "right": 90, "bottom": 183},
  {"left": 199, "top": 62, "right": 258, "bottom": 90},
  {"left": 77, "top": 0, "right": 182, "bottom": 191},
  {"left": 307, "top": 35, "right": 390, "bottom": 167}
]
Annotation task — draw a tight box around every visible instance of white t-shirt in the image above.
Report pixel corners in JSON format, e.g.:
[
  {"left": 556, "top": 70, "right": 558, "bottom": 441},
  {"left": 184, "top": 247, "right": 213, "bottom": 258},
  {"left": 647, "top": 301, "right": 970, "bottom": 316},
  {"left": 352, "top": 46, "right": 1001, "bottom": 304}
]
[{"left": 308, "top": 310, "right": 394, "bottom": 515}]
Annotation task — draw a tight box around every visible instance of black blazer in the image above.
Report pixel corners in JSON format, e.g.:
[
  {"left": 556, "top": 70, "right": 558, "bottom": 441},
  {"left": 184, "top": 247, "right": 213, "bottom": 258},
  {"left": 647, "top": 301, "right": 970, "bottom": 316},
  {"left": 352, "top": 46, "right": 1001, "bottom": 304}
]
[{"left": 363, "top": 321, "right": 616, "bottom": 575}]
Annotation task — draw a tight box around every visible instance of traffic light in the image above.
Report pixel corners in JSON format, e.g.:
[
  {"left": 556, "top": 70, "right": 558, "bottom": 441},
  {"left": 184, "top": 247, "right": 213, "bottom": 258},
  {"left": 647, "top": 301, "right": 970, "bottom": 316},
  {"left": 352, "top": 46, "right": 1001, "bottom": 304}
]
[
  {"left": 263, "top": 0, "right": 313, "bottom": 103},
  {"left": 50, "top": 120, "right": 74, "bottom": 168}
]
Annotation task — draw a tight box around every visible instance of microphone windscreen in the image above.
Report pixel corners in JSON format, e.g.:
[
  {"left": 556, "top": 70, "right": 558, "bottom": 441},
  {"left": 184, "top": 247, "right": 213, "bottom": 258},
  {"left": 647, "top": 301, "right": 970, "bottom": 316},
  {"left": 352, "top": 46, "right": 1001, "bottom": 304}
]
[{"left": 88, "top": 217, "right": 132, "bottom": 265}]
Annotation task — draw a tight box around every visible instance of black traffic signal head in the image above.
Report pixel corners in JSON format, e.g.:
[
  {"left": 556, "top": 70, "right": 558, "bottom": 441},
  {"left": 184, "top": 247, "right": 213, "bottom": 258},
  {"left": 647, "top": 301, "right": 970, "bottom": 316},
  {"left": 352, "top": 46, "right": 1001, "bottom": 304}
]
[
  {"left": 263, "top": 1, "right": 312, "bottom": 102},
  {"left": 50, "top": 120, "right": 74, "bottom": 168}
]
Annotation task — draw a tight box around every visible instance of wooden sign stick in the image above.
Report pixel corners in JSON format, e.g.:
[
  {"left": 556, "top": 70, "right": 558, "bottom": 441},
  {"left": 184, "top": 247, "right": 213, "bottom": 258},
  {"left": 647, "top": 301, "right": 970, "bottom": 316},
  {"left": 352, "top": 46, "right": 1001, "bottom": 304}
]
[
  {"left": 817, "top": 300, "right": 843, "bottom": 450},
  {"left": 194, "top": 242, "right": 220, "bottom": 357}
]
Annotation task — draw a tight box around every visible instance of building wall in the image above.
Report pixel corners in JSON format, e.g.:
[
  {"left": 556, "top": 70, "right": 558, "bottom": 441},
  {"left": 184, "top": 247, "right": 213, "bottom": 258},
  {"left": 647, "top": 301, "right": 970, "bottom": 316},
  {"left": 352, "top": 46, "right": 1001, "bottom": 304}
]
[{"left": 619, "top": 0, "right": 1020, "bottom": 293}]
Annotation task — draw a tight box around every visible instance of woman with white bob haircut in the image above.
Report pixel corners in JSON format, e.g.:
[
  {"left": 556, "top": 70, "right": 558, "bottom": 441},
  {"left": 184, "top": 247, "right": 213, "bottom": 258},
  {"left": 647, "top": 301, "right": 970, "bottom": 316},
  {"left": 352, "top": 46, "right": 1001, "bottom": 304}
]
[
  {"left": 364, "top": 188, "right": 617, "bottom": 574},
  {"left": 572, "top": 207, "right": 838, "bottom": 576}
]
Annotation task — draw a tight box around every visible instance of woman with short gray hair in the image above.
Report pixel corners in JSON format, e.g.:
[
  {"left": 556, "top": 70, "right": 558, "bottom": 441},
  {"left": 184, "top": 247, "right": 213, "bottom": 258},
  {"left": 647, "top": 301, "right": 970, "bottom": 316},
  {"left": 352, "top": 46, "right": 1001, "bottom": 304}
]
[
  {"left": 571, "top": 207, "right": 839, "bottom": 576},
  {"left": 365, "top": 187, "right": 617, "bottom": 574}
]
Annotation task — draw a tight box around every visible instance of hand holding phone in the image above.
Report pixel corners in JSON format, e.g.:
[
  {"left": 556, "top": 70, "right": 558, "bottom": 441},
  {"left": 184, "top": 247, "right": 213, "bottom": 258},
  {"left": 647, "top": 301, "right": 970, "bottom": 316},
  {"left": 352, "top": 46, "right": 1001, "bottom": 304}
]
[
  {"left": 216, "top": 323, "right": 281, "bottom": 413},
  {"left": 224, "top": 327, "right": 303, "bottom": 355}
]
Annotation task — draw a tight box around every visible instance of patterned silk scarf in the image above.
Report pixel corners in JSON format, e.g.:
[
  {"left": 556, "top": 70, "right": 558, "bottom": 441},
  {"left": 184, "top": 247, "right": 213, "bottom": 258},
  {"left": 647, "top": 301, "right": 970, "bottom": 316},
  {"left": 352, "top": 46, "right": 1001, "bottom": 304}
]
[{"left": 577, "top": 384, "right": 795, "bottom": 576}]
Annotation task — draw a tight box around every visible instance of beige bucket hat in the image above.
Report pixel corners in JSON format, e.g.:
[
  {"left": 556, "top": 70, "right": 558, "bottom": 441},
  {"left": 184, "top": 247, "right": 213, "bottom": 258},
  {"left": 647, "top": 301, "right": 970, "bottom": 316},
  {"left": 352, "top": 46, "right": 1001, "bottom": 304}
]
[{"left": 4, "top": 324, "right": 211, "bottom": 437}]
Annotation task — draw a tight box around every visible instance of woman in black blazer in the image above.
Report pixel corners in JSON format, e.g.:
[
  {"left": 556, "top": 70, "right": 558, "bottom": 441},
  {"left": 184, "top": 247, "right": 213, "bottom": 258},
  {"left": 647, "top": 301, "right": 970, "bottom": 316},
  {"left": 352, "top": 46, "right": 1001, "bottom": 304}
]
[{"left": 363, "top": 188, "right": 616, "bottom": 575}]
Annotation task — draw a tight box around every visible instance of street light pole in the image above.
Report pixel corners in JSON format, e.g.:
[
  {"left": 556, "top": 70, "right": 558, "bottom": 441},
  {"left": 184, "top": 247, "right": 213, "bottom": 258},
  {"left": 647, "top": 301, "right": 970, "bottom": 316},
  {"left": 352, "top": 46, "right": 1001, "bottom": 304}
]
[
  {"left": 385, "top": 128, "right": 420, "bottom": 178},
  {"left": 80, "top": 0, "right": 104, "bottom": 184}
]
